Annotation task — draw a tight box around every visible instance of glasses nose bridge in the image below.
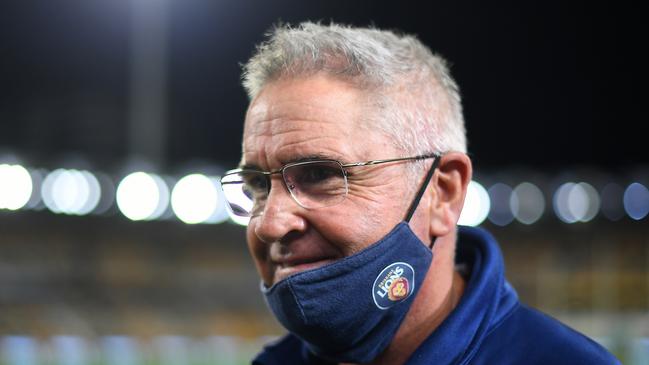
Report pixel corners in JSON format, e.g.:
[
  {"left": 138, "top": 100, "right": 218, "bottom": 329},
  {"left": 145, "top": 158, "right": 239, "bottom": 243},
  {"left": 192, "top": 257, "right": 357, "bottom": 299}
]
[
  {"left": 266, "top": 169, "right": 290, "bottom": 193},
  {"left": 263, "top": 170, "right": 301, "bottom": 212}
]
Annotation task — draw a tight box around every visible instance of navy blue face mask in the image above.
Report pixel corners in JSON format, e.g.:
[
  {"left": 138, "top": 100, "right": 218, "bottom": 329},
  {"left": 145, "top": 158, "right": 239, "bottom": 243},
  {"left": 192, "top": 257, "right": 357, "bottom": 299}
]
[{"left": 262, "top": 156, "right": 440, "bottom": 364}]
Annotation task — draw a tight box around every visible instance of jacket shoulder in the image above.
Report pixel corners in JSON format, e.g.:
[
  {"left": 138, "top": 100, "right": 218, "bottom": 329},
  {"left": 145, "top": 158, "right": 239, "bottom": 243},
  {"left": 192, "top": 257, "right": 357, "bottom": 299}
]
[{"left": 469, "top": 304, "right": 620, "bottom": 365}]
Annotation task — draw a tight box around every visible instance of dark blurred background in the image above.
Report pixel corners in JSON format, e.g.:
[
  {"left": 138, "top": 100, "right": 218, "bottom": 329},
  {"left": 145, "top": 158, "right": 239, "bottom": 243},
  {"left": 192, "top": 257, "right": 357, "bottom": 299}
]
[
  {"left": 1, "top": 1, "right": 648, "bottom": 170},
  {"left": 0, "top": 1, "right": 648, "bottom": 364}
]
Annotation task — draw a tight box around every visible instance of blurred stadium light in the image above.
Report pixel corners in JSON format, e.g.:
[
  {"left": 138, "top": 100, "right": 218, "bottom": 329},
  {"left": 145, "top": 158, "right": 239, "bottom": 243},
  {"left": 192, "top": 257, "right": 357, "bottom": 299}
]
[
  {"left": 1, "top": 161, "right": 647, "bottom": 225},
  {"left": 487, "top": 183, "right": 515, "bottom": 226},
  {"left": 511, "top": 182, "right": 545, "bottom": 225},
  {"left": 171, "top": 174, "right": 228, "bottom": 224},
  {"left": 553, "top": 182, "right": 602, "bottom": 224},
  {"left": 458, "top": 180, "right": 490, "bottom": 226},
  {"left": 0, "top": 164, "right": 33, "bottom": 211},
  {"left": 624, "top": 182, "right": 649, "bottom": 220},
  {"left": 41, "top": 169, "right": 101, "bottom": 215},
  {"left": 116, "top": 172, "right": 169, "bottom": 221}
]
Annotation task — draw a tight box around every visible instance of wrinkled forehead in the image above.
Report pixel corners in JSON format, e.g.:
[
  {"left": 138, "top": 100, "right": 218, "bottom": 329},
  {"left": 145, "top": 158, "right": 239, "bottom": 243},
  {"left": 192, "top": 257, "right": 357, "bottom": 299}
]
[
  {"left": 244, "top": 75, "right": 367, "bottom": 131},
  {"left": 241, "top": 76, "right": 389, "bottom": 167}
]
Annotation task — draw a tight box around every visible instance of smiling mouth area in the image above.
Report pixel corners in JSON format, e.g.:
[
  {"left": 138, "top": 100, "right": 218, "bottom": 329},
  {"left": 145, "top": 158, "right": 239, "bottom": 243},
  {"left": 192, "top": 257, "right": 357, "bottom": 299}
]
[{"left": 272, "top": 257, "right": 338, "bottom": 283}]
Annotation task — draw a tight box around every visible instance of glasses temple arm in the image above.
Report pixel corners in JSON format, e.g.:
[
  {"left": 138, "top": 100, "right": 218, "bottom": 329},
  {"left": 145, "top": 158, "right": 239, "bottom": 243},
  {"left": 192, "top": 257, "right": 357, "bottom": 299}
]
[{"left": 341, "top": 153, "right": 440, "bottom": 168}]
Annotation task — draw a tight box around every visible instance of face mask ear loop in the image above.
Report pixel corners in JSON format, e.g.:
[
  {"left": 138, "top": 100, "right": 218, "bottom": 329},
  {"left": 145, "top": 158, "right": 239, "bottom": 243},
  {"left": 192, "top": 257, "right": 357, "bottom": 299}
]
[{"left": 404, "top": 155, "right": 441, "bottom": 249}]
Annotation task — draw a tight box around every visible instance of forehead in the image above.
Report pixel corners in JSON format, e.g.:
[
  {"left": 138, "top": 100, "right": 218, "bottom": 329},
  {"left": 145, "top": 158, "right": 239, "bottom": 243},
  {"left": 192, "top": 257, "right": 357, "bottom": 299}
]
[{"left": 242, "top": 75, "right": 383, "bottom": 167}]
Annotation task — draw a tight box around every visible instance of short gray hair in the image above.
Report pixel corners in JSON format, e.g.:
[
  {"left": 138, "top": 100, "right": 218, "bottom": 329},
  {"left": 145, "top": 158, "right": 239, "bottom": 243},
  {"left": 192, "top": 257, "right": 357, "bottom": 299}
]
[{"left": 242, "top": 22, "right": 467, "bottom": 161}]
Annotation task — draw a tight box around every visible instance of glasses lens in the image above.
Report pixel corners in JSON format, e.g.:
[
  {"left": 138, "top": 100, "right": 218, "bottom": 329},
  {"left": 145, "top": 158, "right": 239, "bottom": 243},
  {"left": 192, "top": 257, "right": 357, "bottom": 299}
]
[
  {"left": 283, "top": 161, "right": 347, "bottom": 209},
  {"left": 221, "top": 171, "right": 267, "bottom": 217}
]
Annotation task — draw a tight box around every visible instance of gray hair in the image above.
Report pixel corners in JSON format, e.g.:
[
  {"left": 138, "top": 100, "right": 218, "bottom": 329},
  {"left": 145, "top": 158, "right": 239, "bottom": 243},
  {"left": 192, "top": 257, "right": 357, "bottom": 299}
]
[{"left": 242, "top": 22, "right": 467, "bottom": 163}]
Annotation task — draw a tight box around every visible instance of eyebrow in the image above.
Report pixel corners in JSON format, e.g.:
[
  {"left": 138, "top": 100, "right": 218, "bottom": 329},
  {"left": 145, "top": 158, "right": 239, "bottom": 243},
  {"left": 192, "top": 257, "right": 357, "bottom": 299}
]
[{"left": 239, "top": 153, "right": 345, "bottom": 171}]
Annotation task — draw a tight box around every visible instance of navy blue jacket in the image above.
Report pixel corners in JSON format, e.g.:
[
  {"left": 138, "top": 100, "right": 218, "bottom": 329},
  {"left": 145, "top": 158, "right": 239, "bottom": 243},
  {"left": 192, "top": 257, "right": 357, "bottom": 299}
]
[{"left": 253, "top": 226, "right": 620, "bottom": 365}]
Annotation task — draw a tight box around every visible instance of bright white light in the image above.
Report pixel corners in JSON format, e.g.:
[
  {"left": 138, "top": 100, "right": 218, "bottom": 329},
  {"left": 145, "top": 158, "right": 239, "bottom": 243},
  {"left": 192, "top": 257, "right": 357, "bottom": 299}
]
[
  {"left": 42, "top": 169, "right": 62, "bottom": 213},
  {"left": 41, "top": 169, "right": 101, "bottom": 215},
  {"left": 0, "top": 164, "right": 33, "bottom": 210},
  {"left": 53, "top": 170, "right": 88, "bottom": 214},
  {"left": 553, "top": 182, "right": 601, "bottom": 223},
  {"left": 171, "top": 174, "right": 227, "bottom": 224},
  {"left": 567, "top": 183, "right": 589, "bottom": 220},
  {"left": 554, "top": 182, "right": 577, "bottom": 223},
  {"left": 458, "top": 180, "right": 490, "bottom": 226},
  {"left": 78, "top": 171, "right": 101, "bottom": 215},
  {"left": 487, "top": 183, "right": 514, "bottom": 226},
  {"left": 624, "top": 182, "right": 649, "bottom": 220},
  {"left": 116, "top": 172, "right": 169, "bottom": 221},
  {"left": 571, "top": 182, "right": 600, "bottom": 222},
  {"left": 511, "top": 182, "right": 545, "bottom": 225}
]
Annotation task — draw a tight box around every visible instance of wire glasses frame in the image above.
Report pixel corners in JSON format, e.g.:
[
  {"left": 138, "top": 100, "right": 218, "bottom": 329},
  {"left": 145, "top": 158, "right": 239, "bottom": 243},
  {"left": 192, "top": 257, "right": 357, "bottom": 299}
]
[{"left": 220, "top": 153, "right": 441, "bottom": 218}]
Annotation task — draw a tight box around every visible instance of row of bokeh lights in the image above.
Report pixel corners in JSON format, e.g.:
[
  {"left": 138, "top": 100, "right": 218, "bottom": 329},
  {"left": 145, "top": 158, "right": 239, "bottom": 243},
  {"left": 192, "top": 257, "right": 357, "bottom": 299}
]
[
  {"left": 1, "top": 163, "right": 649, "bottom": 227},
  {"left": 458, "top": 180, "right": 649, "bottom": 226}
]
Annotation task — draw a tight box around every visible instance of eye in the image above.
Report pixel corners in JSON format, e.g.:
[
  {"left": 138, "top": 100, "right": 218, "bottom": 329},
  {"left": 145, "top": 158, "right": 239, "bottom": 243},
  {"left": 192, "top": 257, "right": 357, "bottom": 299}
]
[
  {"left": 242, "top": 173, "right": 268, "bottom": 194},
  {"left": 291, "top": 163, "right": 342, "bottom": 186}
]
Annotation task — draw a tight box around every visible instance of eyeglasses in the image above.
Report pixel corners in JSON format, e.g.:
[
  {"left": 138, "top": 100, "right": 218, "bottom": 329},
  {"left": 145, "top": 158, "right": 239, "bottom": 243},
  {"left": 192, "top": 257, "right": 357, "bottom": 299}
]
[{"left": 220, "top": 153, "right": 440, "bottom": 218}]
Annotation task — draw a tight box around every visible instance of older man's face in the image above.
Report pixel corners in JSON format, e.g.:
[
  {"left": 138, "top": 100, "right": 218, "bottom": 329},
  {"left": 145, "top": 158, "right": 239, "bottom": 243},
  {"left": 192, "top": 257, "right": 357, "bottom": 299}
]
[{"left": 242, "top": 74, "right": 429, "bottom": 287}]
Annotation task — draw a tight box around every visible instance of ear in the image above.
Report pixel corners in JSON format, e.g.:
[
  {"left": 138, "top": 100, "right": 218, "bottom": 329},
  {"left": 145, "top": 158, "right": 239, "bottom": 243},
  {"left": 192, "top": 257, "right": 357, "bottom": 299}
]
[{"left": 428, "top": 152, "right": 473, "bottom": 238}]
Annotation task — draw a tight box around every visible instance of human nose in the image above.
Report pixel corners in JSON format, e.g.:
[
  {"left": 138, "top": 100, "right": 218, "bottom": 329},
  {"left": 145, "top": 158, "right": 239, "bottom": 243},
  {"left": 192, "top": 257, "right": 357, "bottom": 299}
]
[{"left": 253, "top": 176, "right": 306, "bottom": 244}]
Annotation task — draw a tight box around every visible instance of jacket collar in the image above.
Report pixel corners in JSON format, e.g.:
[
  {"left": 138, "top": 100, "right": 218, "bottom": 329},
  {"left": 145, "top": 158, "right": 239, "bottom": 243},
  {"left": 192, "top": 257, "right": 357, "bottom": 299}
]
[{"left": 406, "top": 226, "right": 519, "bottom": 365}]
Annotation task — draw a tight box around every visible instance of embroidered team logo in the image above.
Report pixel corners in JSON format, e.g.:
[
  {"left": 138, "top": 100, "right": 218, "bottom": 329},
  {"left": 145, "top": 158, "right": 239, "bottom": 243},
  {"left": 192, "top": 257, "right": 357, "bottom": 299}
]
[
  {"left": 388, "top": 277, "right": 409, "bottom": 301},
  {"left": 372, "top": 262, "right": 415, "bottom": 310}
]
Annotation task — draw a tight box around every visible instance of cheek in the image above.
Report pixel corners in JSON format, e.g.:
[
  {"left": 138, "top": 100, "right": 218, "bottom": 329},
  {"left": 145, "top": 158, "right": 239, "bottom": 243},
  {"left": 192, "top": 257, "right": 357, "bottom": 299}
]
[
  {"left": 310, "top": 206, "right": 392, "bottom": 255},
  {"left": 340, "top": 191, "right": 408, "bottom": 240}
]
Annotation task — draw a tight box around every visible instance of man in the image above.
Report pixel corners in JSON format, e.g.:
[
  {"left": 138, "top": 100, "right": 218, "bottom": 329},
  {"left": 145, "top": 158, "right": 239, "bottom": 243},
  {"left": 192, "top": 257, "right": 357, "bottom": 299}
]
[{"left": 220, "top": 22, "right": 619, "bottom": 365}]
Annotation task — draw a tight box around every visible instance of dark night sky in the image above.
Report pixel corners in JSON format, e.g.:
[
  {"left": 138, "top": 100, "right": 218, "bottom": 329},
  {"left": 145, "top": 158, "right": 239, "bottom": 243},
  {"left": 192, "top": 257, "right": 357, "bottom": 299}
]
[{"left": 0, "top": 1, "right": 646, "bottom": 173}]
